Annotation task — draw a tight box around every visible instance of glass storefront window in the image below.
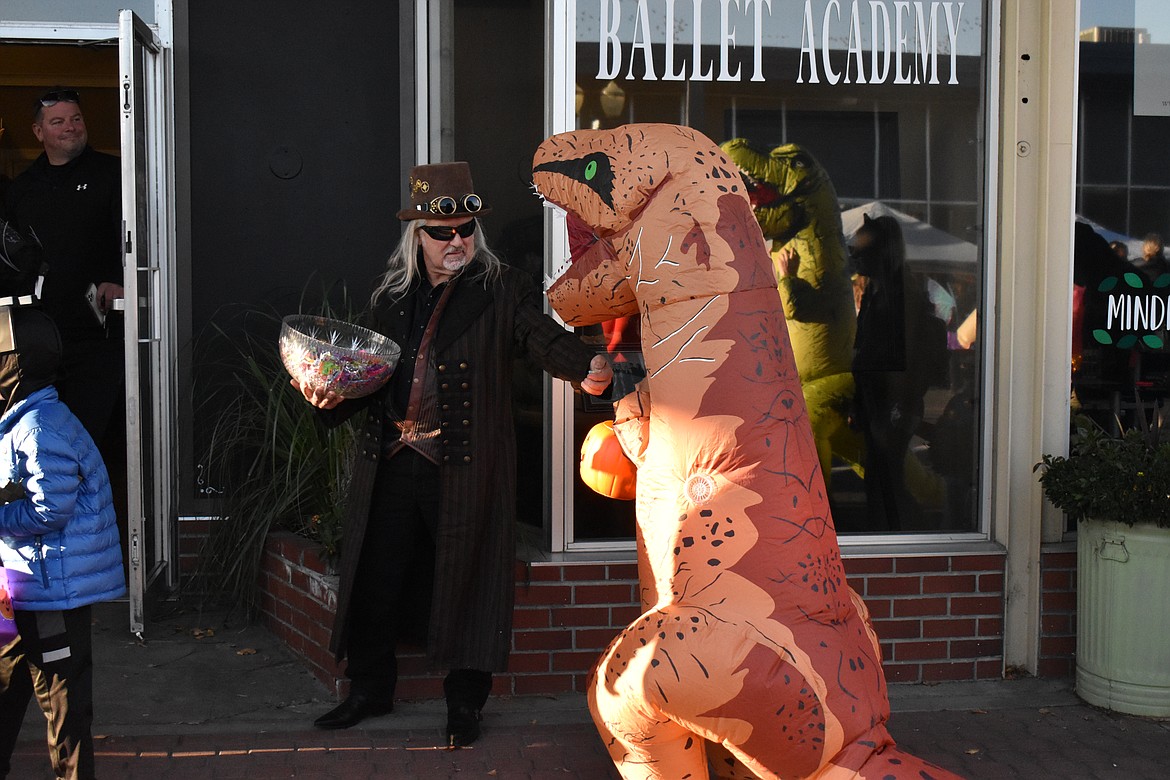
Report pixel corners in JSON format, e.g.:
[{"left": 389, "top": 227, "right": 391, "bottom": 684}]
[
  {"left": 559, "top": 0, "right": 989, "bottom": 545},
  {"left": 1074, "top": 2, "right": 1170, "bottom": 507}
]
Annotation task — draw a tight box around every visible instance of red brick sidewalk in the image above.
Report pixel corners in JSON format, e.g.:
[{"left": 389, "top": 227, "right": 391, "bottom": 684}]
[
  {"left": 11, "top": 692, "right": 1170, "bottom": 778},
  {"left": 9, "top": 722, "right": 622, "bottom": 780}
]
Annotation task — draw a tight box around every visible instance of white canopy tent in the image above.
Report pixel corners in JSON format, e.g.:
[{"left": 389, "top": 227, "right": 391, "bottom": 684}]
[
  {"left": 840, "top": 201, "right": 978, "bottom": 270},
  {"left": 840, "top": 201, "right": 980, "bottom": 327}
]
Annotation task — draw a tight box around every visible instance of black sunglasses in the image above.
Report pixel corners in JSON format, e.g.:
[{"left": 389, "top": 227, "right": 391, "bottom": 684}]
[
  {"left": 38, "top": 89, "right": 81, "bottom": 108},
  {"left": 416, "top": 193, "right": 483, "bottom": 216},
  {"left": 419, "top": 220, "right": 477, "bottom": 242}
]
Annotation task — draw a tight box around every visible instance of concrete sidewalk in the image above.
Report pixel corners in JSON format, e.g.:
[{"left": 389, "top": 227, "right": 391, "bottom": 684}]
[{"left": 9, "top": 599, "right": 1170, "bottom": 778}]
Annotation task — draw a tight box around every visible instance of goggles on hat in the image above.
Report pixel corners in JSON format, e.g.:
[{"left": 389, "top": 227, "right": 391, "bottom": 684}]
[
  {"left": 419, "top": 220, "right": 477, "bottom": 242},
  {"left": 417, "top": 193, "right": 483, "bottom": 216},
  {"left": 37, "top": 89, "right": 81, "bottom": 108}
]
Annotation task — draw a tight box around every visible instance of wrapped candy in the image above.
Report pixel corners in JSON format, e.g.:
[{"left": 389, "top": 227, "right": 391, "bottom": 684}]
[{"left": 279, "top": 315, "right": 401, "bottom": 399}]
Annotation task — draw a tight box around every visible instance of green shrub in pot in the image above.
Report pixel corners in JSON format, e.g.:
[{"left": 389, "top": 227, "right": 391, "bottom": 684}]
[{"left": 1035, "top": 403, "right": 1170, "bottom": 528}]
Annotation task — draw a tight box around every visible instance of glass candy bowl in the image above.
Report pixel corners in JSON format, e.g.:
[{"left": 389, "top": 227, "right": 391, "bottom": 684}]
[{"left": 280, "top": 315, "right": 401, "bottom": 399}]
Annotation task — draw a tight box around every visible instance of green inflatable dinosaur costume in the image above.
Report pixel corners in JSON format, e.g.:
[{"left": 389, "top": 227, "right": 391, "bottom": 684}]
[{"left": 719, "top": 139, "right": 861, "bottom": 481}]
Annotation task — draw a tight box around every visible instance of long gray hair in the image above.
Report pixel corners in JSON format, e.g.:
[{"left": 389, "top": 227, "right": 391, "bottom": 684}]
[{"left": 369, "top": 218, "right": 503, "bottom": 306}]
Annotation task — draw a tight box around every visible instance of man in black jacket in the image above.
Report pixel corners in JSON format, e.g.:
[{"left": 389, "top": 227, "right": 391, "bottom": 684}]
[{"left": 4, "top": 87, "right": 125, "bottom": 483}]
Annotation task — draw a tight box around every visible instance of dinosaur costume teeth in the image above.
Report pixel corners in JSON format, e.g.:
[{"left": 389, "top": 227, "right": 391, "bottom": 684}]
[{"left": 532, "top": 123, "right": 960, "bottom": 780}]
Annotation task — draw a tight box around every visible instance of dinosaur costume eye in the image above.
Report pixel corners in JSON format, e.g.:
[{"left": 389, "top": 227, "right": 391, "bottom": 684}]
[{"left": 534, "top": 152, "right": 616, "bottom": 208}]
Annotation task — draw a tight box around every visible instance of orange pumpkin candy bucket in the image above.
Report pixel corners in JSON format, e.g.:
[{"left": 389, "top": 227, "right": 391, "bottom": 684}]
[{"left": 579, "top": 420, "right": 637, "bottom": 500}]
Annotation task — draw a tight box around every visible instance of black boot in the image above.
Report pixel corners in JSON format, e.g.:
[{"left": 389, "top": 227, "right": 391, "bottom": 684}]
[
  {"left": 446, "top": 703, "right": 482, "bottom": 747},
  {"left": 314, "top": 691, "right": 394, "bottom": 730}
]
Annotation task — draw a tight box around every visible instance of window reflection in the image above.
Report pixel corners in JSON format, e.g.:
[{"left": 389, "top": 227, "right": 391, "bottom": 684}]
[
  {"left": 570, "top": 0, "right": 987, "bottom": 539},
  {"left": 1074, "top": 17, "right": 1170, "bottom": 485}
]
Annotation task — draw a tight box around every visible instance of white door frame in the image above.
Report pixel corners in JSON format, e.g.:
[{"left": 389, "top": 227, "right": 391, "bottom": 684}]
[{"left": 119, "top": 8, "right": 179, "bottom": 637}]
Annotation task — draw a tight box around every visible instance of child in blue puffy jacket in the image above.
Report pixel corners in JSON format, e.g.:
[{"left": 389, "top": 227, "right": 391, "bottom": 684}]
[{"left": 0, "top": 305, "right": 125, "bottom": 780}]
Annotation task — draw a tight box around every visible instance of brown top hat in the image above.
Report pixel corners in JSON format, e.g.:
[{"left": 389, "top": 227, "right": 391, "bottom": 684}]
[{"left": 396, "top": 161, "right": 491, "bottom": 221}]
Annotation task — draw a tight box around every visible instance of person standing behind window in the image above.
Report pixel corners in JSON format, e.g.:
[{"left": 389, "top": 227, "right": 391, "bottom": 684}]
[{"left": 1138, "top": 232, "right": 1167, "bottom": 281}]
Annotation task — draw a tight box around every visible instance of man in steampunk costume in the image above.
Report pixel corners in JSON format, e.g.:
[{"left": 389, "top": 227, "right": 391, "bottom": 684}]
[{"left": 294, "top": 162, "right": 611, "bottom": 746}]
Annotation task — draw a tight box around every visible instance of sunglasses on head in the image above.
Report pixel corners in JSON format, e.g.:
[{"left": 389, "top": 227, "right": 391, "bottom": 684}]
[
  {"left": 416, "top": 193, "right": 483, "bottom": 216},
  {"left": 38, "top": 89, "right": 81, "bottom": 108},
  {"left": 419, "top": 220, "right": 477, "bottom": 242}
]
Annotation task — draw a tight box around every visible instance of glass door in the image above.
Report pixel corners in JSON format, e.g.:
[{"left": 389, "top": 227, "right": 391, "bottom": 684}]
[{"left": 119, "top": 9, "right": 178, "bottom": 637}]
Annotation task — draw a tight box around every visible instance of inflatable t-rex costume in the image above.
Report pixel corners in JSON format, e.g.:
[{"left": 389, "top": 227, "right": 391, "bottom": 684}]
[
  {"left": 533, "top": 124, "right": 959, "bottom": 779},
  {"left": 718, "top": 140, "right": 861, "bottom": 481}
]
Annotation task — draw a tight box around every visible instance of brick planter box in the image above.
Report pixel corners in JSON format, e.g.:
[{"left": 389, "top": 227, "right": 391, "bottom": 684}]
[
  {"left": 260, "top": 532, "right": 1073, "bottom": 702},
  {"left": 259, "top": 532, "right": 345, "bottom": 696}
]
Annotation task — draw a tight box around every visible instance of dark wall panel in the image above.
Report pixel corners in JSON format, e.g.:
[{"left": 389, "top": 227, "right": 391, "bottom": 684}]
[
  {"left": 188, "top": 0, "right": 401, "bottom": 327},
  {"left": 185, "top": 1, "right": 401, "bottom": 511}
]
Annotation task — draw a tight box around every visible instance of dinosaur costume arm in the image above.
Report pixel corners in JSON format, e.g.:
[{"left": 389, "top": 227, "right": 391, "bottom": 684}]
[
  {"left": 778, "top": 273, "right": 826, "bottom": 321},
  {"left": 778, "top": 271, "right": 854, "bottom": 325}
]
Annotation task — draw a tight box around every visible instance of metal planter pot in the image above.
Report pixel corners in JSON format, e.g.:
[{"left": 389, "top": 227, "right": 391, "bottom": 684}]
[{"left": 1076, "top": 518, "right": 1170, "bottom": 717}]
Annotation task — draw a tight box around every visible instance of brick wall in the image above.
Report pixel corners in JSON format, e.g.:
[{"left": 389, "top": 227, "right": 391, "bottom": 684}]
[
  {"left": 178, "top": 516, "right": 211, "bottom": 576},
  {"left": 847, "top": 552, "right": 1006, "bottom": 683},
  {"left": 257, "top": 532, "right": 646, "bottom": 700},
  {"left": 259, "top": 532, "right": 346, "bottom": 696},
  {"left": 1038, "top": 543, "right": 1077, "bottom": 678},
  {"left": 260, "top": 533, "right": 1046, "bottom": 700},
  {"left": 508, "top": 561, "right": 642, "bottom": 696}
]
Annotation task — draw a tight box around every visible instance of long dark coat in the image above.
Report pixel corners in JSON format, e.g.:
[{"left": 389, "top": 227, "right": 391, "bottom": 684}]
[{"left": 327, "top": 262, "right": 595, "bottom": 671}]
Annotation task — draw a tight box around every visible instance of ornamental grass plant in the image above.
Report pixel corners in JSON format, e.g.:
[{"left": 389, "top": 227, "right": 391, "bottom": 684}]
[
  {"left": 193, "top": 288, "right": 360, "bottom": 617},
  {"left": 1036, "top": 399, "right": 1170, "bottom": 529}
]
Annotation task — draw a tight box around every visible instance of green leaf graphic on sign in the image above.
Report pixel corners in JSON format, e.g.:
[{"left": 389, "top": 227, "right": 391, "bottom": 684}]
[
  {"left": 1123, "top": 272, "right": 1145, "bottom": 289},
  {"left": 1117, "top": 334, "right": 1138, "bottom": 348},
  {"left": 1098, "top": 277, "right": 1118, "bottom": 293},
  {"left": 1092, "top": 329, "right": 1113, "bottom": 345},
  {"left": 1142, "top": 335, "right": 1164, "bottom": 349},
  {"left": 1155, "top": 274, "right": 1170, "bottom": 289}
]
